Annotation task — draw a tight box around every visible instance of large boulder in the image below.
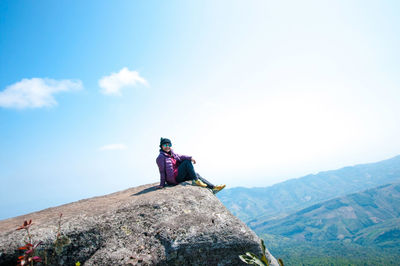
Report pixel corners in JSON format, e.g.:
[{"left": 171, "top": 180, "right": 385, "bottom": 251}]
[{"left": 0, "top": 182, "right": 277, "bottom": 265}]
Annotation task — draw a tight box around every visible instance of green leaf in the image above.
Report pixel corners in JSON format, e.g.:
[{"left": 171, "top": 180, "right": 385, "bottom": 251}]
[
  {"left": 261, "top": 254, "right": 269, "bottom": 264},
  {"left": 260, "top": 239, "right": 270, "bottom": 265},
  {"left": 261, "top": 239, "right": 266, "bottom": 257},
  {"left": 239, "top": 254, "right": 259, "bottom": 264},
  {"left": 245, "top": 252, "right": 267, "bottom": 265}
]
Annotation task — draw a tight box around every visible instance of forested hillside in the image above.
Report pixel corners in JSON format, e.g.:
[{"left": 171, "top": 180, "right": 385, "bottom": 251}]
[{"left": 218, "top": 155, "right": 400, "bottom": 224}]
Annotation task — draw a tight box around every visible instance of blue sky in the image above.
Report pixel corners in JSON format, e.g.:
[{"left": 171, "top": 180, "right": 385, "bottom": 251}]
[{"left": 1, "top": 0, "right": 400, "bottom": 219}]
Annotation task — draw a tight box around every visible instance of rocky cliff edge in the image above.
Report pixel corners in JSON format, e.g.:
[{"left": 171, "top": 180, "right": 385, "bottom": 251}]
[{"left": 0, "top": 182, "right": 278, "bottom": 265}]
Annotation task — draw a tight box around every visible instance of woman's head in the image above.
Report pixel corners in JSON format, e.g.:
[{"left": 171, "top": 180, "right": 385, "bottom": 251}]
[{"left": 160, "top": 137, "right": 172, "bottom": 152}]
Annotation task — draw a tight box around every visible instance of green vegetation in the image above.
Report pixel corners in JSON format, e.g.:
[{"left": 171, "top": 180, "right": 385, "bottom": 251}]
[
  {"left": 239, "top": 239, "right": 284, "bottom": 266},
  {"left": 218, "top": 154, "right": 400, "bottom": 265},
  {"left": 261, "top": 234, "right": 400, "bottom": 266},
  {"left": 249, "top": 183, "right": 400, "bottom": 265}
]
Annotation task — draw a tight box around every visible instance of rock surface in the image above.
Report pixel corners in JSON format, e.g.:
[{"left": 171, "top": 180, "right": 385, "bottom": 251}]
[{"left": 0, "top": 182, "right": 277, "bottom": 265}]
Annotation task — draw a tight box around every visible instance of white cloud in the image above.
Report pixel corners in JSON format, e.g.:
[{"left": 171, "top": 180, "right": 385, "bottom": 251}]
[
  {"left": 0, "top": 78, "right": 83, "bottom": 109},
  {"left": 98, "top": 144, "right": 127, "bottom": 151},
  {"left": 98, "top": 67, "right": 148, "bottom": 95}
]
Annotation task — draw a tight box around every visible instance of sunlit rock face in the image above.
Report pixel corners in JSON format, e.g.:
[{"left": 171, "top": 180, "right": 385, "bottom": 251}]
[{"left": 0, "top": 183, "right": 270, "bottom": 265}]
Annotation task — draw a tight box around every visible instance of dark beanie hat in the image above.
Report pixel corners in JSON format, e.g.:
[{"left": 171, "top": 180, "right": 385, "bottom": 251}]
[{"left": 160, "top": 137, "right": 172, "bottom": 148}]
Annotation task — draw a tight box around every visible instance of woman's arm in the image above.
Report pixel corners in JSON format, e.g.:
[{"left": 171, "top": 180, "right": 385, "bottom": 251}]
[
  {"left": 177, "top": 154, "right": 192, "bottom": 162},
  {"left": 156, "top": 156, "right": 166, "bottom": 187}
]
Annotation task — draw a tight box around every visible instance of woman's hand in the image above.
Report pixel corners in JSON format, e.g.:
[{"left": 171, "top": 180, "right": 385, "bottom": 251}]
[{"left": 191, "top": 158, "right": 196, "bottom": 164}]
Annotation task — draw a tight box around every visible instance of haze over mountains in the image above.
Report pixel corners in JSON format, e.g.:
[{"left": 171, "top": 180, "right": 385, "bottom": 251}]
[
  {"left": 217, "top": 154, "right": 400, "bottom": 265},
  {"left": 254, "top": 182, "right": 400, "bottom": 244},
  {"left": 218, "top": 155, "right": 400, "bottom": 223}
]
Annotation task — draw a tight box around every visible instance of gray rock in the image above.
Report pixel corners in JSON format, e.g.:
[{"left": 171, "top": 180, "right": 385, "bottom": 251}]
[{"left": 0, "top": 182, "right": 276, "bottom": 265}]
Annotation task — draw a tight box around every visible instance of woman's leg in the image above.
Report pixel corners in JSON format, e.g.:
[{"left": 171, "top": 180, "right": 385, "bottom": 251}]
[
  {"left": 176, "top": 160, "right": 215, "bottom": 189},
  {"left": 196, "top": 173, "right": 215, "bottom": 189},
  {"left": 176, "top": 160, "right": 197, "bottom": 183}
]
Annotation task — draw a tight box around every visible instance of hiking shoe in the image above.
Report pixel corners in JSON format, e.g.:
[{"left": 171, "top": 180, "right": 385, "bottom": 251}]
[
  {"left": 193, "top": 179, "right": 207, "bottom": 187},
  {"left": 212, "top": 184, "right": 226, "bottom": 194}
]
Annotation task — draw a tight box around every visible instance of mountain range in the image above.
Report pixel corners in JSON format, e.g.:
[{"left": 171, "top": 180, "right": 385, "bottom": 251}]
[
  {"left": 253, "top": 182, "right": 400, "bottom": 245},
  {"left": 218, "top": 154, "right": 400, "bottom": 224},
  {"left": 217, "top": 154, "right": 400, "bottom": 265}
]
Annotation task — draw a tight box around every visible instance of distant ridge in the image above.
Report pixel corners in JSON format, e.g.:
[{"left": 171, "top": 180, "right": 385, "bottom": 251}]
[
  {"left": 253, "top": 182, "right": 400, "bottom": 245},
  {"left": 217, "top": 154, "right": 400, "bottom": 223}
]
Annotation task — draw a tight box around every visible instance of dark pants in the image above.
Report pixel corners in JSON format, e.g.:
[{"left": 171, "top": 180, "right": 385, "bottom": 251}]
[{"left": 175, "top": 160, "right": 214, "bottom": 189}]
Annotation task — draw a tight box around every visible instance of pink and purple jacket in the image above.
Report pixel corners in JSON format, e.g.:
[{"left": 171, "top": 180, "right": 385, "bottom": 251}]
[{"left": 156, "top": 149, "right": 192, "bottom": 187}]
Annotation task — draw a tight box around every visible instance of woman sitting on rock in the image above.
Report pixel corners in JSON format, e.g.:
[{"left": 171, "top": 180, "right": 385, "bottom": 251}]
[{"left": 156, "top": 137, "right": 226, "bottom": 194}]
